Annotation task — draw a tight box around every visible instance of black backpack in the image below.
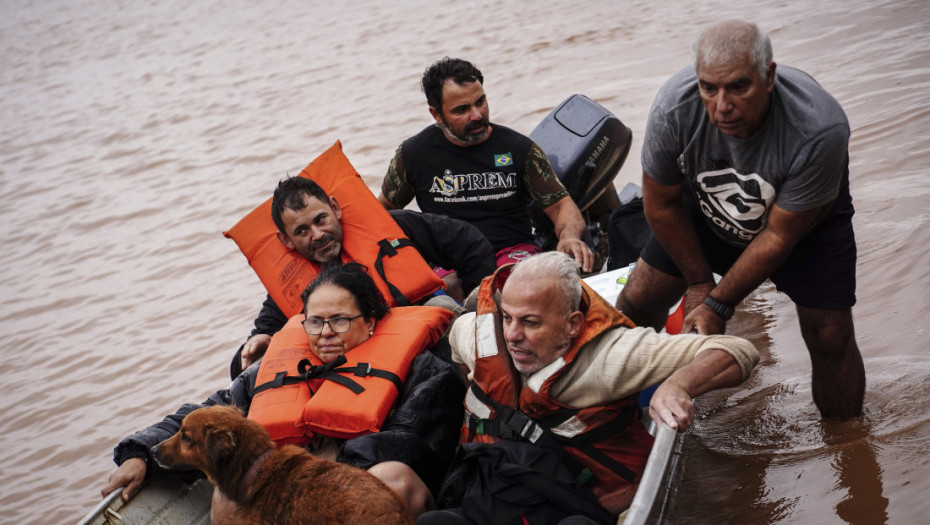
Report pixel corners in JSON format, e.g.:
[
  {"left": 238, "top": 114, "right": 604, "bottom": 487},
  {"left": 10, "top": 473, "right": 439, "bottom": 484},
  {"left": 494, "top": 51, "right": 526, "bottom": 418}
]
[
  {"left": 606, "top": 193, "right": 650, "bottom": 271},
  {"left": 436, "top": 441, "right": 614, "bottom": 525}
]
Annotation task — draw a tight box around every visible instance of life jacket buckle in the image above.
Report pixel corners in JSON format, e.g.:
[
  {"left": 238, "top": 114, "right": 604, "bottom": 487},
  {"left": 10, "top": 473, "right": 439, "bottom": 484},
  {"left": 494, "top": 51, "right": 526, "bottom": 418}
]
[
  {"left": 354, "top": 362, "right": 372, "bottom": 377},
  {"left": 503, "top": 409, "right": 544, "bottom": 443}
]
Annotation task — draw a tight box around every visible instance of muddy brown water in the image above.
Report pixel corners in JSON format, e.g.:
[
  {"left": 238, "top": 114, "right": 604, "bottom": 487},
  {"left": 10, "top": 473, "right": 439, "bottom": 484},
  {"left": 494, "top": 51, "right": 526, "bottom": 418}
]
[{"left": 1, "top": 1, "right": 928, "bottom": 523}]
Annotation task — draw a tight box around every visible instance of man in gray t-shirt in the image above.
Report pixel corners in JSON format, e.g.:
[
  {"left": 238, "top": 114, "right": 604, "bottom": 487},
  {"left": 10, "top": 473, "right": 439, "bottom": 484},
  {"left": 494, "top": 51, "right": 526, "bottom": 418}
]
[{"left": 617, "top": 20, "right": 864, "bottom": 419}]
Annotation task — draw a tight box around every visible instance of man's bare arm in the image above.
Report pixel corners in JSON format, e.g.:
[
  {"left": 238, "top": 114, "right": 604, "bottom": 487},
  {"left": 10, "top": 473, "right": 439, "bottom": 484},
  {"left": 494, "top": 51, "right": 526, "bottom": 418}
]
[
  {"left": 641, "top": 174, "right": 718, "bottom": 322},
  {"left": 542, "top": 196, "right": 594, "bottom": 273},
  {"left": 685, "top": 201, "right": 831, "bottom": 333}
]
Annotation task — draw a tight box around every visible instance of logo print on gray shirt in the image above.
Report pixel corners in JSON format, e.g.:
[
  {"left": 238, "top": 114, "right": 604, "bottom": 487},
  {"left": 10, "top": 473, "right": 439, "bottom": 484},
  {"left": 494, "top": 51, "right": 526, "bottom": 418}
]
[{"left": 696, "top": 168, "right": 776, "bottom": 241}]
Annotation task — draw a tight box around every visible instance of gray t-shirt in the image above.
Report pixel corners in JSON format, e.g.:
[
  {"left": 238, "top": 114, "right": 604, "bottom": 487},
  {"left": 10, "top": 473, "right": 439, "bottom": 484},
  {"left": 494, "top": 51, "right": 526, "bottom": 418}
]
[{"left": 642, "top": 65, "right": 850, "bottom": 246}]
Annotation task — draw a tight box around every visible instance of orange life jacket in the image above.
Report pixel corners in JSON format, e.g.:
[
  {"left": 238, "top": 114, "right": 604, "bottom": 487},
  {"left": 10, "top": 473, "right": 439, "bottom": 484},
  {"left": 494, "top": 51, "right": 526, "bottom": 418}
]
[
  {"left": 462, "top": 264, "right": 654, "bottom": 514},
  {"left": 247, "top": 306, "right": 453, "bottom": 445},
  {"left": 223, "top": 141, "right": 444, "bottom": 318}
]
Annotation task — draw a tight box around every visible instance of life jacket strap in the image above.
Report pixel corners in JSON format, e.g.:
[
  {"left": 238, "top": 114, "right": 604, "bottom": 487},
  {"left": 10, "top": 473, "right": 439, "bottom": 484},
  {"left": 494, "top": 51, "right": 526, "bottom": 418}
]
[
  {"left": 375, "top": 238, "right": 418, "bottom": 306},
  {"left": 253, "top": 371, "right": 304, "bottom": 395},
  {"left": 253, "top": 355, "right": 403, "bottom": 397},
  {"left": 466, "top": 383, "right": 640, "bottom": 484},
  {"left": 465, "top": 409, "right": 545, "bottom": 443}
]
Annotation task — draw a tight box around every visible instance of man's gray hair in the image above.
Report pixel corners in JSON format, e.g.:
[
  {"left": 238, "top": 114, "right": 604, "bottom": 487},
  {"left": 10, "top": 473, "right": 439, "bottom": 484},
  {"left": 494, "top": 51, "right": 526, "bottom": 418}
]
[
  {"left": 510, "top": 251, "right": 582, "bottom": 317},
  {"left": 693, "top": 20, "right": 773, "bottom": 80}
]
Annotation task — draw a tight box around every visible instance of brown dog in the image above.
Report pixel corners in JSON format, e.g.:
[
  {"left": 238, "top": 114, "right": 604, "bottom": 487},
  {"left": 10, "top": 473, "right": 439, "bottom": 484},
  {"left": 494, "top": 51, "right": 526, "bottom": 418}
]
[{"left": 152, "top": 405, "right": 413, "bottom": 525}]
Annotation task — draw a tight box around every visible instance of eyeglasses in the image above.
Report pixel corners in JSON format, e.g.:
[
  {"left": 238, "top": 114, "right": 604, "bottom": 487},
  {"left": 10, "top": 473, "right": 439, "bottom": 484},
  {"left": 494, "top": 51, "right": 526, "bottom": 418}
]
[{"left": 302, "top": 314, "right": 364, "bottom": 335}]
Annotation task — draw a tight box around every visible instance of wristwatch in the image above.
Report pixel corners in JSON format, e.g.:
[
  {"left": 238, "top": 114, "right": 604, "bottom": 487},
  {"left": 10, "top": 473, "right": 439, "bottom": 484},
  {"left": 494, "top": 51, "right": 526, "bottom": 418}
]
[{"left": 703, "top": 295, "right": 735, "bottom": 321}]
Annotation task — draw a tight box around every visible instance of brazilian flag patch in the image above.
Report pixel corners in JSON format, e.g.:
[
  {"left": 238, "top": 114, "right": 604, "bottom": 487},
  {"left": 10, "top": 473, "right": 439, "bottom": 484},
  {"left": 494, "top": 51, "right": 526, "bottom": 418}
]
[{"left": 494, "top": 153, "right": 513, "bottom": 167}]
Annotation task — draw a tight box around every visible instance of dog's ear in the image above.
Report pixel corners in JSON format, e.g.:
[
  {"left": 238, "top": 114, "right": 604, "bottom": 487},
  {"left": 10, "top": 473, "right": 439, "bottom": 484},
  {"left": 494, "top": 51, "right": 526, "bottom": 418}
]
[{"left": 205, "top": 424, "right": 237, "bottom": 468}]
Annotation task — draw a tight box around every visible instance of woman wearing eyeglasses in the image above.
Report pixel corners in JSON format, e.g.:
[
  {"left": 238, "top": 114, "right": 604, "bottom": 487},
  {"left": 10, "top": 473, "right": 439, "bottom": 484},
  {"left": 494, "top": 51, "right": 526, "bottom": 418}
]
[
  {"left": 102, "top": 263, "right": 465, "bottom": 523},
  {"left": 299, "top": 261, "right": 393, "bottom": 365}
]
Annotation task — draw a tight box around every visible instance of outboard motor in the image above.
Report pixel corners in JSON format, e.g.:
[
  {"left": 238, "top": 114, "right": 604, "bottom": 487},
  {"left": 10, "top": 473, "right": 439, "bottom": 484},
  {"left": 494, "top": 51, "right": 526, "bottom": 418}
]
[{"left": 529, "top": 94, "right": 632, "bottom": 272}]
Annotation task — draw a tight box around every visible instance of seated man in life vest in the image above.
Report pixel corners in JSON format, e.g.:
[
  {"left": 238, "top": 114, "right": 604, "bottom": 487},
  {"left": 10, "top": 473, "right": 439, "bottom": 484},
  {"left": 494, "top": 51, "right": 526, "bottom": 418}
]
[
  {"left": 422, "top": 252, "right": 759, "bottom": 521},
  {"left": 231, "top": 175, "right": 497, "bottom": 378},
  {"left": 102, "top": 263, "right": 466, "bottom": 522}
]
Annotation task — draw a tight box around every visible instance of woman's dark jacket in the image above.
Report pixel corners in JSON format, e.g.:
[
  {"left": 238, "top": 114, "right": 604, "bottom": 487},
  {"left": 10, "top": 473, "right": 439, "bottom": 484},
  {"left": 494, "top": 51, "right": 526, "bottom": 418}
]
[{"left": 113, "top": 350, "right": 465, "bottom": 495}]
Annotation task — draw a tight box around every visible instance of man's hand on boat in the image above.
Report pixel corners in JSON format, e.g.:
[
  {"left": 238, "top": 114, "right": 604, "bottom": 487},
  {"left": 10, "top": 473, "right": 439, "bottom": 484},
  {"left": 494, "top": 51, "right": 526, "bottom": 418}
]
[
  {"left": 556, "top": 235, "right": 595, "bottom": 274},
  {"left": 648, "top": 348, "right": 744, "bottom": 431},
  {"left": 241, "top": 333, "right": 272, "bottom": 371},
  {"left": 681, "top": 282, "right": 726, "bottom": 335},
  {"left": 649, "top": 381, "right": 695, "bottom": 431},
  {"left": 101, "top": 456, "right": 146, "bottom": 501}
]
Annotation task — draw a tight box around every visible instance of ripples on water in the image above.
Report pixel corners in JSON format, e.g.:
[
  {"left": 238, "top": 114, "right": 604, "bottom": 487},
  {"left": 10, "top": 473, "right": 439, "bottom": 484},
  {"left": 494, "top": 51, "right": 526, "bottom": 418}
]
[{"left": 1, "top": 0, "right": 928, "bottom": 523}]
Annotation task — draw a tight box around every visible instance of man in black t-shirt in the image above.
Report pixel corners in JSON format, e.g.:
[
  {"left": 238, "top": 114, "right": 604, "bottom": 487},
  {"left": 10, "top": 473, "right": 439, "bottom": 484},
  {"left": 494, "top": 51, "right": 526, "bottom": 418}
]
[{"left": 378, "top": 57, "right": 594, "bottom": 274}]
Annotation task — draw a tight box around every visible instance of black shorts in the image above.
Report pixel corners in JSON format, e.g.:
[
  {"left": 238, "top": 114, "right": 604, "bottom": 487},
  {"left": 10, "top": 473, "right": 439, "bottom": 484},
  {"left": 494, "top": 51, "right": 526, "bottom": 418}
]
[{"left": 641, "top": 194, "right": 858, "bottom": 310}]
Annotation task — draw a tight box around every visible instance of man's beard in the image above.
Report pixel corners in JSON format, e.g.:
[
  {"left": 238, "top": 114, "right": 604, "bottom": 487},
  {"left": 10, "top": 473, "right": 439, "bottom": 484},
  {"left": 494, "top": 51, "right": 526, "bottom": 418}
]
[
  {"left": 441, "top": 117, "right": 490, "bottom": 145},
  {"left": 307, "top": 234, "right": 341, "bottom": 265}
]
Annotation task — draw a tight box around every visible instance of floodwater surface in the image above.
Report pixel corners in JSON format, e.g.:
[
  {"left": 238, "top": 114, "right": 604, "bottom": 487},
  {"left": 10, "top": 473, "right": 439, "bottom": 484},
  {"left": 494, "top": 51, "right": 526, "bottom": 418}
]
[{"left": 1, "top": 1, "right": 928, "bottom": 523}]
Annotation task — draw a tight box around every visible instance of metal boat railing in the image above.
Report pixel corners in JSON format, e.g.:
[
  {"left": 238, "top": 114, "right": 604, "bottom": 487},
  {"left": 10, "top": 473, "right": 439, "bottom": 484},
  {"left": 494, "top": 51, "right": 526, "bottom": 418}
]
[
  {"left": 77, "top": 478, "right": 211, "bottom": 525},
  {"left": 618, "top": 420, "right": 682, "bottom": 525}
]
